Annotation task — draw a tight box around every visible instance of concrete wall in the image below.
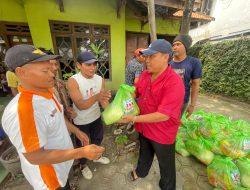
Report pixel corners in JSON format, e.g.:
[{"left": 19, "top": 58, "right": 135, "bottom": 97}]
[{"left": 190, "top": 0, "right": 250, "bottom": 43}]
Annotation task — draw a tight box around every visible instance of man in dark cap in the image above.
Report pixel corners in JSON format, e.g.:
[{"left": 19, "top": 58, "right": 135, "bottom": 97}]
[
  {"left": 2, "top": 44, "right": 104, "bottom": 190},
  {"left": 170, "top": 34, "right": 202, "bottom": 118},
  {"left": 68, "top": 51, "right": 111, "bottom": 180},
  {"left": 120, "top": 39, "right": 185, "bottom": 190}
]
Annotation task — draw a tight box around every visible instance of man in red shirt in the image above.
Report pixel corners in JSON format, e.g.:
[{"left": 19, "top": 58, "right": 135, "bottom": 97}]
[{"left": 120, "top": 39, "right": 185, "bottom": 190}]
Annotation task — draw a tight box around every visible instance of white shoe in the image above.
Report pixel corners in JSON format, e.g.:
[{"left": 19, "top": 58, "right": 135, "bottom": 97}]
[
  {"left": 81, "top": 166, "right": 93, "bottom": 180},
  {"left": 93, "top": 156, "right": 110, "bottom": 164}
]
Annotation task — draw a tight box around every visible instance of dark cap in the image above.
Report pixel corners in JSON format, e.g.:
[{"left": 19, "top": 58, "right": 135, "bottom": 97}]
[
  {"left": 140, "top": 39, "right": 172, "bottom": 56},
  {"left": 77, "top": 51, "right": 98, "bottom": 64},
  {"left": 173, "top": 34, "right": 192, "bottom": 51},
  {"left": 4, "top": 44, "right": 61, "bottom": 72}
]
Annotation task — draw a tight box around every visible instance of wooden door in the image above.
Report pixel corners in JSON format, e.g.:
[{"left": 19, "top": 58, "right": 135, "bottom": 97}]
[{"left": 126, "top": 32, "right": 149, "bottom": 64}]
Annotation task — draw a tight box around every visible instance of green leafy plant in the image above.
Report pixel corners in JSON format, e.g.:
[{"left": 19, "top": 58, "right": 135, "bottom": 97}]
[
  {"left": 189, "top": 37, "right": 250, "bottom": 103},
  {"left": 63, "top": 72, "right": 74, "bottom": 80},
  {"left": 115, "top": 135, "right": 128, "bottom": 145},
  {"left": 89, "top": 39, "right": 106, "bottom": 59}
]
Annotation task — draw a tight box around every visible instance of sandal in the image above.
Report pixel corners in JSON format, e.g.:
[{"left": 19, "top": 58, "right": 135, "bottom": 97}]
[{"left": 127, "top": 170, "right": 139, "bottom": 182}]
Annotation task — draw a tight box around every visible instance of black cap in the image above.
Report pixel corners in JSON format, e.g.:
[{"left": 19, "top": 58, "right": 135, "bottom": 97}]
[
  {"left": 140, "top": 39, "right": 172, "bottom": 56},
  {"left": 173, "top": 34, "right": 192, "bottom": 51},
  {"left": 4, "top": 44, "right": 61, "bottom": 72},
  {"left": 77, "top": 51, "right": 98, "bottom": 64}
]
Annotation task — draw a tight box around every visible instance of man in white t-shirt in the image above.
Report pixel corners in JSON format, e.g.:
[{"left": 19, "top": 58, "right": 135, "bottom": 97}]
[
  {"left": 2, "top": 44, "right": 104, "bottom": 190},
  {"left": 68, "top": 51, "right": 111, "bottom": 180}
]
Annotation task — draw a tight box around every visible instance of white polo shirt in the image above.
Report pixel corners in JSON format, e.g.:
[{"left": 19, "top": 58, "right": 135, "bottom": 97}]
[{"left": 2, "top": 86, "right": 73, "bottom": 190}]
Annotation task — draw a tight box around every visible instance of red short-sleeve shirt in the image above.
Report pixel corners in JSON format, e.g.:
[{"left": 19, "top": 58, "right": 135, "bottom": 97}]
[{"left": 134, "top": 65, "right": 185, "bottom": 144}]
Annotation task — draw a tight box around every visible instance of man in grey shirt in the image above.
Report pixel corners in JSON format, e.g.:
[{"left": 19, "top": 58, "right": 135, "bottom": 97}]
[{"left": 125, "top": 48, "right": 145, "bottom": 86}]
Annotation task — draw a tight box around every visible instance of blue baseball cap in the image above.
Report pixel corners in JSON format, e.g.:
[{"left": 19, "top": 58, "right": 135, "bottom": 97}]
[
  {"left": 77, "top": 51, "right": 98, "bottom": 64},
  {"left": 140, "top": 39, "right": 172, "bottom": 56}
]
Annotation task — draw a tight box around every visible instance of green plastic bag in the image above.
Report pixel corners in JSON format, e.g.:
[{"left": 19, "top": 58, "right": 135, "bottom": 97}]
[
  {"left": 102, "top": 84, "right": 139, "bottom": 125},
  {"left": 207, "top": 156, "right": 241, "bottom": 189},
  {"left": 186, "top": 137, "right": 214, "bottom": 165},
  {"left": 183, "top": 120, "right": 200, "bottom": 139},
  {"left": 214, "top": 187, "right": 249, "bottom": 190},
  {"left": 220, "top": 132, "right": 250, "bottom": 159},
  {"left": 231, "top": 120, "right": 250, "bottom": 134},
  {"left": 236, "top": 157, "right": 250, "bottom": 188},
  {"left": 207, "top": 133, "right": 227, "bottom": 155},
  {"left": 177, "top": 126, "right": 189, "bottom": 142},
  {"left": 190, "top": 111, "right": 231, "bottom": 139},
  {"left": 175, "top": 135, "right": 190, "bottom": 157}
]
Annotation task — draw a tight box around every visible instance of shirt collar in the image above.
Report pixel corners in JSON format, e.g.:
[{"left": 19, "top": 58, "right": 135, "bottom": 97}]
[
  {"left": 146, "top": 64, "right": 171, "bottom": 84},
  {"left": 18, "top": 85, "right": 54, "bottom": 99}
]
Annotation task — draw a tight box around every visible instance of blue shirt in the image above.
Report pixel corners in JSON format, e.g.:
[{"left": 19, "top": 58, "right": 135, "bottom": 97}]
[{"left": 170, "top": 56, "right": 202, "bottom": 104}]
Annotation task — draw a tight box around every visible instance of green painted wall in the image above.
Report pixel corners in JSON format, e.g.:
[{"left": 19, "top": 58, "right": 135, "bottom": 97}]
[
  {"left": 125, "top": 8, "right": 180, "bottom": 35},
  {"left": 23, "top": 0, "right": 125, "bottom": 90},
  {"left": 0, "top": 0, "right": 181, "bottom": 90},
  {"left": 1, "top": 0, "right": 125, "bottom": 90},
  {"left": 0, "top": 0, "right": 27, "bottom": 22}
]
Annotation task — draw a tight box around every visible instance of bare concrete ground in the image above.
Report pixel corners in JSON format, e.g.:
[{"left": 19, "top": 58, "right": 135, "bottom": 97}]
[{"left": 1, "top": 94, "right": 250, "bottom": 190}]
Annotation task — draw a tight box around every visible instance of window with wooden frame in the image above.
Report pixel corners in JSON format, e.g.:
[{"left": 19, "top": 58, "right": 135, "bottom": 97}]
[
  {"left": 0, "top": 21, "right": 33, "bottom": 73},
  {"left": 50, "top": 21, "right": 111, "bottom": 80}
]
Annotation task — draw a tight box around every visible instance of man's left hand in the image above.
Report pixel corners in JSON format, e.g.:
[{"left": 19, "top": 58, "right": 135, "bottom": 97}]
[
  {"left": 75, "top": 129, "right": 89, "bottom": 146},
  {"left": 186, "top": 104, "right": 195, "bottom": 118}
]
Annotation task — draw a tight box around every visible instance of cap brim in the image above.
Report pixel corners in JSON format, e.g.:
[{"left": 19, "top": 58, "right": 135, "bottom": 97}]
[
  {"left": 83, "top": 59, "right": 98, "bottom": 64},
  {"left": 30, "top": 54, "right": 62, "bottom": 63},
  {"left": 140, "top": 48, "right": 158, "bottom": 56}
]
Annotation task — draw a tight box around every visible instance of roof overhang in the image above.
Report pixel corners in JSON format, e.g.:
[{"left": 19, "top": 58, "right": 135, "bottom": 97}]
[
  {"left": 136, "top": 0, "right": 201, "bottom": 10},
  {"left": 173, "top": 10, "right": 215, "bottom": 22}
]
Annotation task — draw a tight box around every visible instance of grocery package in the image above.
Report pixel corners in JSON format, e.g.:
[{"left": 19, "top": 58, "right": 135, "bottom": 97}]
[
  {"left": 177, "top": 126, "right": 189, "bottom": 142},
  {"left": 220, "top": 133, "right": 250, "bottom": 159},
  {"left": 236, "top": 157, "right": 250, "bottom": 188},
  {"left": 230, "top": 120, "right": 250, "bottom": 134},
  {"left": 207, "top": 156, "right": 241, "bottom": 189},
  {"left": 186, "top": 137, "right": 214, "bottom": 165},
  {"left": 102, "top": 84, "right": 139, "bottom": 125},
  {"left": 207, "top": 132, "right": 227, "bottom": 155},
  {"left": 175, "top": 135, "right": 190, "bottom": 157},
  {"left": 184, "top": 120, "right": 200, "bottom": 139}
]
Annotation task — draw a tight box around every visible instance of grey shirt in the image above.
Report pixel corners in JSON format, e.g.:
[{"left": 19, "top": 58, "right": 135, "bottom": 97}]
[{"left": 125, "top": 58, "right": 143, "bottom": 86}]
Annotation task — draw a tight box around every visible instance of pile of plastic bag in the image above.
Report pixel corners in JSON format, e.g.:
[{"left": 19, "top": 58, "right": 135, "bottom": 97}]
[{"left": 176, "top": 110, "right": 250, "bottom": 189}]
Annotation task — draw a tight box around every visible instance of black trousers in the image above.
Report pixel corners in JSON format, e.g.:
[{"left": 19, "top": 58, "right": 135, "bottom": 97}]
[
  {"left": 136, "top": 134, "right": 176, "bottom": 190},
  {"left": 74, "top": 117, "right": 103, "bottom": 165}
]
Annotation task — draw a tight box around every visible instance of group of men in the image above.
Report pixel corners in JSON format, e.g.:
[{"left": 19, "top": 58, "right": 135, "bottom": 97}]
[{"left": 1, "top": 34, "right": 201, "bottom": 190}]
